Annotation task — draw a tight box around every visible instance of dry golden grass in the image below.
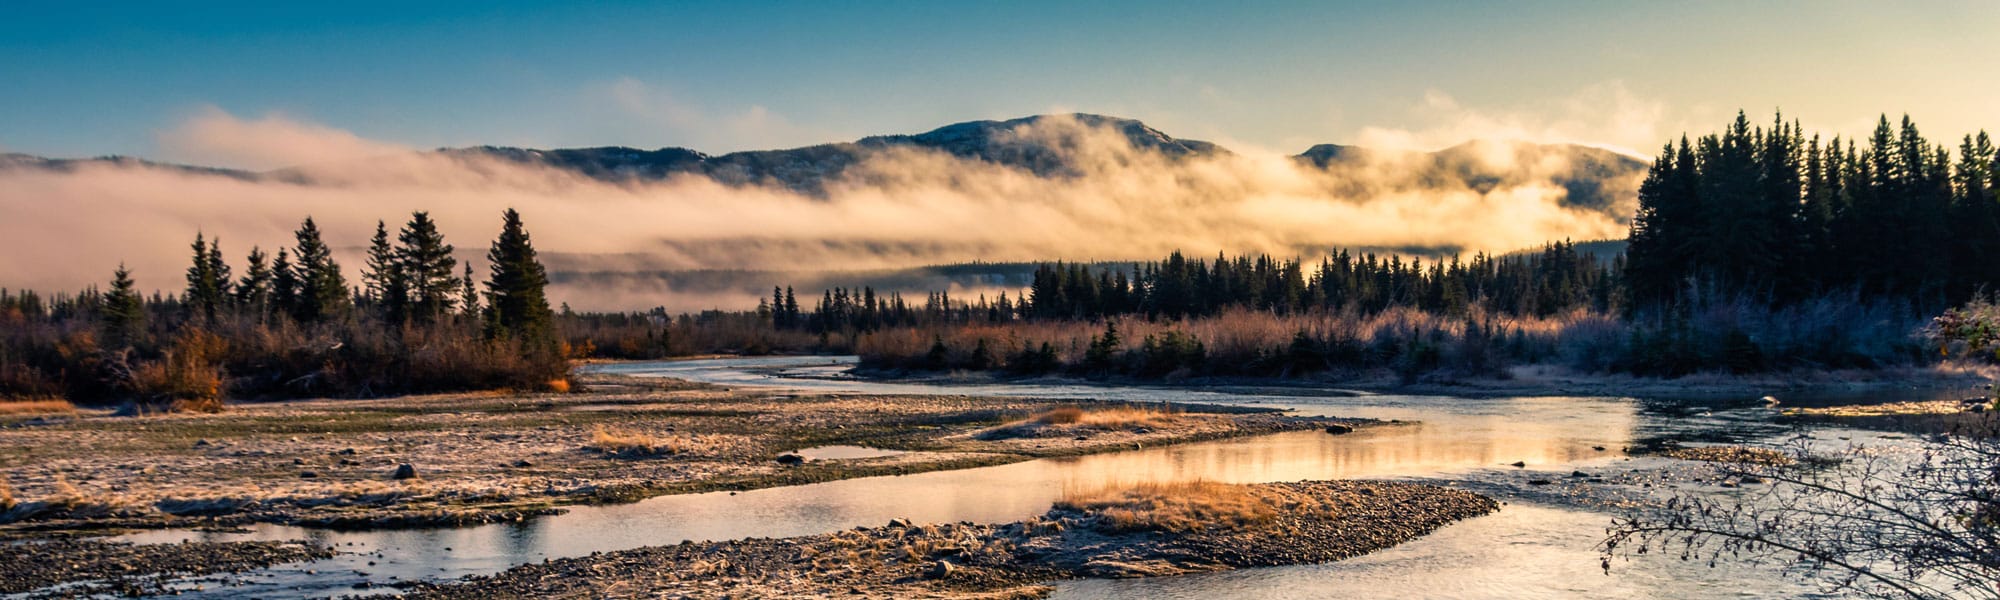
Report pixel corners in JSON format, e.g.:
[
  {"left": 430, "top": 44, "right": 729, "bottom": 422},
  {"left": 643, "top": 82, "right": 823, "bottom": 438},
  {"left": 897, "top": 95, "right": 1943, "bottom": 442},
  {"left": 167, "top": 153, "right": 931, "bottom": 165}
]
[
  {"left": 1056, "top": 481, "right": 1282, "bottom": 533},
  {"left": 1031, "top": 405, "right": 1179, "bottom": 429},
  {"left": 0, "top": 399, "right": 76, "bottom": 416},
  {"left": 587, "top": 425, "right": 706, "bottom": 457}
]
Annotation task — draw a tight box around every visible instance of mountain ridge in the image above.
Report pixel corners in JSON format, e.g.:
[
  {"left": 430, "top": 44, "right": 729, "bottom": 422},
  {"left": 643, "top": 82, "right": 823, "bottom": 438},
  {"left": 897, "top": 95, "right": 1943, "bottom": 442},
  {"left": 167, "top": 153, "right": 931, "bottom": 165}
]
[{"left": 0, "top": 113, "right": 1647, "bottom": 212}]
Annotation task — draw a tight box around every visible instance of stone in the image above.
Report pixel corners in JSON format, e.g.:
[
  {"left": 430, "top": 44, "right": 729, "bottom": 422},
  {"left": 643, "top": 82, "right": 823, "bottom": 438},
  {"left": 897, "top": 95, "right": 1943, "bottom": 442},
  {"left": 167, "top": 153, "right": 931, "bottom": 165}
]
[
  {"left": 1570, "top": 471, "right": 1591, "bottom": 478},
  {"left": 926, "top": 560, "right": 954, "bottom": 579},
  {"left": 1509, "top": 461, "right": 1527, "bottom": 468},
  {"left": 1324, "top": 424, "right": 1354, "bottom": 435},
  {"left": 392, "top": 464, "right": 418, "bottom": 480},
  {"left": 887, "top": 518, "right": 912, "bottom": 529},
  {"left": 512, "top": 459, "right": 534, "bottom": 468},
  {"left": 776, "top": 454, "right": 805, "bottom": 465},
  {"left": 1526, "top": 479, "right": 1553, "bottom": 485},
  {"left": 299, "top": 471, "right": 320, "bottom": 479},
  {"left": 193, "top": 439, "right": 212, "bottom": 449}
]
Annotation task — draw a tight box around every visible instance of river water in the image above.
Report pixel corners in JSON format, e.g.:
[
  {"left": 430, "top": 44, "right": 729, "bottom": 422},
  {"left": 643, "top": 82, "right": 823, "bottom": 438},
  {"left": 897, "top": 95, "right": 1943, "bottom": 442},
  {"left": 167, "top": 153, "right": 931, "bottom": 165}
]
[{"left": 90, "top": 356, "right": 1948, "bottom": 598}]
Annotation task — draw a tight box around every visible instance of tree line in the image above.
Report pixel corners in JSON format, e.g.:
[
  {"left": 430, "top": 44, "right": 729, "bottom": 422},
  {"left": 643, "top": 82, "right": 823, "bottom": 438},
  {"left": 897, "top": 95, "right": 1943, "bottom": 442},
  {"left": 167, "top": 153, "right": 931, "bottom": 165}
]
[
  {"left": 0, "top": 209, "right": 563, "bottom": 406},
  {"left": 1626, "top": 112, "right": 2000, "bottom": 309}
]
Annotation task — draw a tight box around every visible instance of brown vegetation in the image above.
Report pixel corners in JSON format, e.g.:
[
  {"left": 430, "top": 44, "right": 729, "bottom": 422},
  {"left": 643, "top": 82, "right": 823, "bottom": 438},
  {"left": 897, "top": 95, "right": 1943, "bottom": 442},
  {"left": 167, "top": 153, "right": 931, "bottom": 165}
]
[
  {"left": 1056, "top": 481, "right": 1289, "bottom": 533},
  {"left": 0, "top": 399, "right": 75, "bottom": 416},
  {"left": 1032, "top": 405, "right": 1179, "bottom": 429},
  {"left": 586, "top": 425, "right": 705, "bottom": 457}
]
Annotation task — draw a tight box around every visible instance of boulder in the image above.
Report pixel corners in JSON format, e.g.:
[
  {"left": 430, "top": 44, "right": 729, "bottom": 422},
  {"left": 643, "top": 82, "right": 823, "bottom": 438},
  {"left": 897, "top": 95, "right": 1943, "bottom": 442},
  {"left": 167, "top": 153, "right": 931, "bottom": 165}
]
[
  {"left": 1323, "top": 424, "right": 1354, "bottom": 435},
  {"left": 776, "top": 454, "right": 805, "bottom": 465},
  {"left": 392, "top": 464, "right": 418, "bottom": 480},
  {"left": 926, "top": 560, "right": 954, "bottom": 579}
]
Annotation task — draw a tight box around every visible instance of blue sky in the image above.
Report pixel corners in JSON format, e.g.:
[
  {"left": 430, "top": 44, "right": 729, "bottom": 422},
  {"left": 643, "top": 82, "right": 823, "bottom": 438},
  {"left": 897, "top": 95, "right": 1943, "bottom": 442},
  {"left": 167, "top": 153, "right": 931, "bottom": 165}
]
[{"left": 4, "top": 1, "right": 1997, "bottom": 163}]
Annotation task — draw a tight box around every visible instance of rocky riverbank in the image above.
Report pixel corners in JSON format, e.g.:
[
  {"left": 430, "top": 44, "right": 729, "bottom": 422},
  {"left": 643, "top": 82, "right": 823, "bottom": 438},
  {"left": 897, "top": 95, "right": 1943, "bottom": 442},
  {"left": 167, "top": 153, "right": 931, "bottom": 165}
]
[
  {"left": 0, "top": 373, "right": 1356, "bottom": 536},
  {"left": 0, "top": 538, "right": 333, "bottom": 597},
  {"left": 405, "top": 480, "right": 1497, "bottom": 599}
]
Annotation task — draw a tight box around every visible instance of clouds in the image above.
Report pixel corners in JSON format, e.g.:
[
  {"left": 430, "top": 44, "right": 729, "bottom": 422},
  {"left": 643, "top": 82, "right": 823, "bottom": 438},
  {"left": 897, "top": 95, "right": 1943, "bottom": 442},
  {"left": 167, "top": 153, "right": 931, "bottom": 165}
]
[
  {"left": 155, "top": 107, "right": 414, "bottom": 171},
  {"left": 0, "top": 109, "right": 1637, "bottom": 311},
  {"left": 1355, "top": 82, "right": 1675, "bottom": 157}
]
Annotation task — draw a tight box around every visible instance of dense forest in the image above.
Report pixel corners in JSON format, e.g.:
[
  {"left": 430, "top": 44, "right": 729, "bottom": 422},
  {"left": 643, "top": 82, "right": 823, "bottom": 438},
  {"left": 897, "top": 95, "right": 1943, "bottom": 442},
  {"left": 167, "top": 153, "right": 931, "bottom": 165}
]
[{"left": 4, "top": 111, "right": 1999, "bottom": 408}]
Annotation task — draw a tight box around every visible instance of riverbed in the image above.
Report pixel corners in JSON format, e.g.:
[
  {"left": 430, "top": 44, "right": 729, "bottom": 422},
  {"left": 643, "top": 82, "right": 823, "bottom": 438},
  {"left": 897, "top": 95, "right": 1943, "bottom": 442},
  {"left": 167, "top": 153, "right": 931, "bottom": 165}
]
[{"left": 71, "top": 356, "right": 1945, "bottom": 598}]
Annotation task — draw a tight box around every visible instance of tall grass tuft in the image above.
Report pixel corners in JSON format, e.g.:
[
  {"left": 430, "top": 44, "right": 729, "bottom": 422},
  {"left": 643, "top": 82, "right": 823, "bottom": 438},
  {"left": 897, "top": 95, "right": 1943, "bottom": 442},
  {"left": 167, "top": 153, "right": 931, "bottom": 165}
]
[{"left": 1056, "top": 481, "right": 1279, "bottom": 533}]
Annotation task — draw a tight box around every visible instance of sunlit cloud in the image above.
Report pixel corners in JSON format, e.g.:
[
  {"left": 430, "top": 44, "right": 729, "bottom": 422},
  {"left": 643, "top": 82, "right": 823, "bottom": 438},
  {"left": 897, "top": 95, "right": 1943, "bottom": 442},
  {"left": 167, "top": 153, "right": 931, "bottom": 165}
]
[
  {"left": 1, "top": 109, "right": 1636, "bottom": 311},
  {"left": 154, "top": 106, "right": 414, "bottom": 171}
]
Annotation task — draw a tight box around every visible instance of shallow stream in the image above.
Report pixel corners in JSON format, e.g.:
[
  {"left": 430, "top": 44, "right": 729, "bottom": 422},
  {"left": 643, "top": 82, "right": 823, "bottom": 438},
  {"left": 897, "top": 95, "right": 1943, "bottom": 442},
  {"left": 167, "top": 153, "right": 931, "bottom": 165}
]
[{"left": 88, "top": 356, "right": 1950, "bottom": 598}]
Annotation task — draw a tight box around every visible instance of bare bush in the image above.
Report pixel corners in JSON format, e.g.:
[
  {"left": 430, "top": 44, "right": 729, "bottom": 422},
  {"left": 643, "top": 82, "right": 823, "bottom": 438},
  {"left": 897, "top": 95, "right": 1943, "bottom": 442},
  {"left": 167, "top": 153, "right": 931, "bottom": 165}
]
[{"left": 1604, "top": 425, "right": 2000, "bottom": 600}]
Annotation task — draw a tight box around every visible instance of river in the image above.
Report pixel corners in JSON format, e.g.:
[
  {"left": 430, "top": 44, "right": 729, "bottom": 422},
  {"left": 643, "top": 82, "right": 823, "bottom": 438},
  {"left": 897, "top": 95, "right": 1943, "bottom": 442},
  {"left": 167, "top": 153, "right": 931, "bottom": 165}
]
[{"left": 93, "top": 355, "right": 1932, "bottom": 598}]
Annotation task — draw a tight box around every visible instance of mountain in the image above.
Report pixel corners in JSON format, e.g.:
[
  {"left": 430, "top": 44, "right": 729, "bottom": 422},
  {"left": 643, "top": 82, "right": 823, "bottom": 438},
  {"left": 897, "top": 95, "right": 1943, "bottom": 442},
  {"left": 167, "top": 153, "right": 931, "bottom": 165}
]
[
  {"left": 446, "top": 114, "right": 1227, "bottom": 194},
  {"left": 1, "top": 113, "right": 1647, "bottom": 214}
]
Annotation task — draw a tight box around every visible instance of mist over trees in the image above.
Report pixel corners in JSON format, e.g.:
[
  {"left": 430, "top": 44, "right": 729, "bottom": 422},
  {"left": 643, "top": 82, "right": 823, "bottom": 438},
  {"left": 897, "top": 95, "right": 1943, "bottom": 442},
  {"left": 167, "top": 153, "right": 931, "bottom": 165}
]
[
  {"left": 0, "top": 210, "right": 568, "bottom": 408},
  {"left": 4, "top": 110, "right": 1999, "bottom": 406}
]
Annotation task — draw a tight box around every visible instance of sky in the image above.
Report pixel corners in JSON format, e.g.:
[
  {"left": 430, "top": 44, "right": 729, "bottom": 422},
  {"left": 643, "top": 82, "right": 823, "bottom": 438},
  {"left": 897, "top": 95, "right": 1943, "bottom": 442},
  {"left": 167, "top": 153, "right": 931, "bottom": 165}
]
[{"left": 4, "top": 1, "right": 1999, "bottom": 166}]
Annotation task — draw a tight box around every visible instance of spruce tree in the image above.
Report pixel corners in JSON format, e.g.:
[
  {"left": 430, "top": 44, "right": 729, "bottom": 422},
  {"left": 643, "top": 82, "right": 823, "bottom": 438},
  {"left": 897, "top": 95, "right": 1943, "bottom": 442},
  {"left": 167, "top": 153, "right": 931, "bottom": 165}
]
[
  {"left": 184, "top": 233, "right": 224, "bottom": 321},
  {"left": 459, "top": 262, "right": 480, "bottom": 319},
  {"left": 290, "top": 217, "right": 350, "bottom": 323},
  {"left": 482, "top": 209, "right": 554, "bottom": 345},
  {"left": 398, "top": 211, "right": 459, "bottom": 323},
  {"left": 208, "top": 236, "right": 232, "bottom": 308},
  {"left": 271, "top": 248, "right": 299, "bottom": 320},
  {"left": 237, "top": 247, "right": 273, "bottom": 319},
  {"left": 103, "top": 263, "right": 145, "bottom": 346},
  {"left": 363, "top": 221, "right": 408, "bottom": 323}
]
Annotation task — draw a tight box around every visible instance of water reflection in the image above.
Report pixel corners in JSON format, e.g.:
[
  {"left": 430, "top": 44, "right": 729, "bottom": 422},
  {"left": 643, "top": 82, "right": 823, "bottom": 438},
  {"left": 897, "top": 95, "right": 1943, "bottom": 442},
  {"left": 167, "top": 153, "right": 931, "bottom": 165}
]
[{"left": 103, "top": 356, "right": 1861, "bottom": 598}]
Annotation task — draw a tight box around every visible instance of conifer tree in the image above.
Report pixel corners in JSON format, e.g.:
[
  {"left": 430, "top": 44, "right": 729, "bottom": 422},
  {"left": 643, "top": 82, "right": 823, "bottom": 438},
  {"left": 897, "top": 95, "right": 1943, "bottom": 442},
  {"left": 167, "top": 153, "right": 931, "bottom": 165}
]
[
  {"left": 184, "top": 233, "right": 225, "bottom": 321},
  {"left": 482, "top": 209, "right": 554, "bottom": 345},
  {"left": 459, "top": 262, "right": 480, "bottom": 319},
  {"left": 398, "top": 211, "right": 459, "bottom": 323},
  {"left": 363, "top": 221, "right": 407, "bottom": 322},
  {"left": 271, "top": 248, "right": 299, "bottom": 320},
  {"left": 236, "top": 247, "right": 273, "bottom": 319},
  {"left": 103, "top": 263, "right": 144, "bottom": 346},
  {"left": 290, "top": 217, "right": 350, "bottom": 323}
]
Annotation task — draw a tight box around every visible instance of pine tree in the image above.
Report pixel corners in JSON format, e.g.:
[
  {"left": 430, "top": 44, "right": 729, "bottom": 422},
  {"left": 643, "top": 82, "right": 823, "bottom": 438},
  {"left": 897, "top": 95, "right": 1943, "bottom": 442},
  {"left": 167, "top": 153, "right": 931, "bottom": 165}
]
[
  {"left": 459, "top": 262, "right": 481, "bottom": 319},
  {"left": 290, "top": 217, "right": 350, "bottom": 323},
  {"left": 236, "top": 246, "right": 273, "bottom": 319},
  {"left": 482, "top": 209, "right": 554, "bottom": 345},
  {"left": 398, "top": 211, "right": 459, "bottom": 323},
  {"left": 103, "top": 263, "right": 145, "bottom": 346},
  {"left": 363, "top": 220, "right": 409, "bottom": 323},
  {"left": 271, "top": 248, "right": 299, "bottom": 320},
  {"left": 208, "top": 236, "right": 232, "bottom": 308},
  {"left": 184, "top": 233, "right": 225, "bottom": 321}
]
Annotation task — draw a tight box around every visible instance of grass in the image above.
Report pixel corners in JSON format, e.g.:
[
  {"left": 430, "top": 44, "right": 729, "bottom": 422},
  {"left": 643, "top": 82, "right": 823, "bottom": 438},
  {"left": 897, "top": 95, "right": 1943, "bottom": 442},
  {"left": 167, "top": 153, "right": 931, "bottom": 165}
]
[
  {"left": 0, "top": 399, "right": 76, "bottom": 416},
  {"left": 1031, "top": 405, "right": 1179, "bottom": 429},
  {"left": 1054, "top": 481, "right": 1283, "bottom": 533},
  {"left": 586, "top": 425, "right": 705, "bottom": 457}
]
